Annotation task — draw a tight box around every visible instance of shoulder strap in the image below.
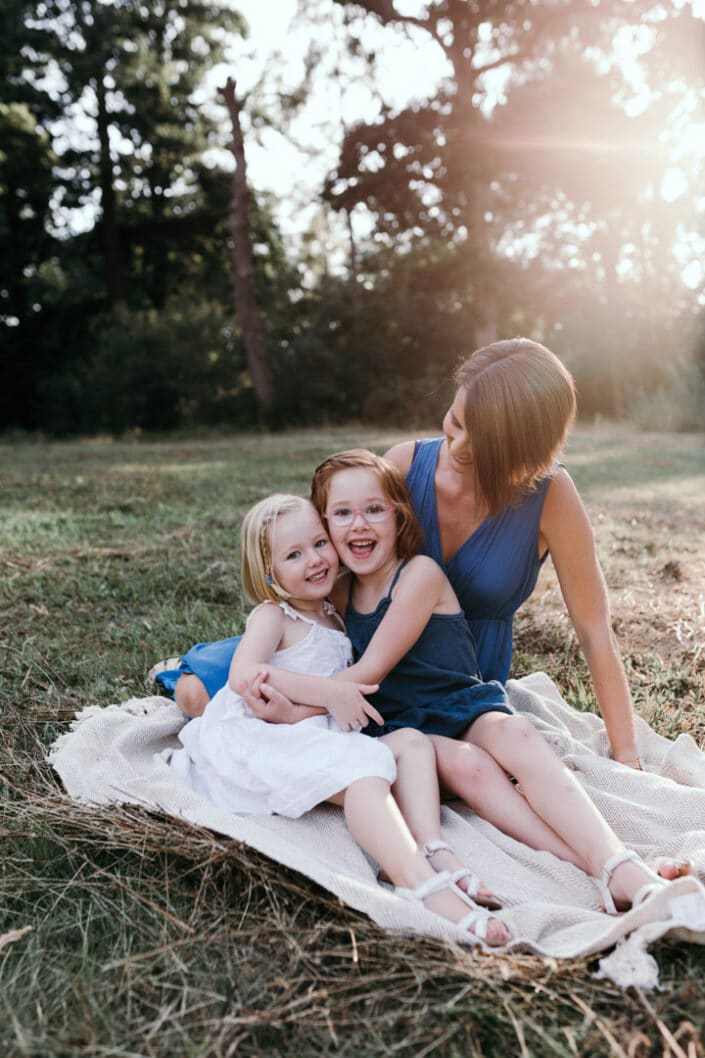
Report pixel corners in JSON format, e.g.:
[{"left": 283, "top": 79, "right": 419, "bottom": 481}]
[
  {"left": 387, "top": 560, "right": 408, "bottom": 598},
  {"left": 278, "top": 600, "right": 315, "bottom": 624}
]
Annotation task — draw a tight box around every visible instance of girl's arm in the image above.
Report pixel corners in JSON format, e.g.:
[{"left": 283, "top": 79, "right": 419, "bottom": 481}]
[
  {"left": 540, "top": 468, "right": 641, "bottom": 766},
  {"left": 231, "top": 606, "right": 383, "bottom": 729},
  {"left": 339, "top": 557, "right": 454, "bottom": 686}
]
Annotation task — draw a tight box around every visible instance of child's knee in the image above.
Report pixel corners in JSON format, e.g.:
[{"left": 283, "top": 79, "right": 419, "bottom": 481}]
[
  {"left": 439, "top": 739, "right": 493, "bottom": 790},
  {"left": 174, "top": 674, "right": 209, "bottom": 719},
  {"left": 501, "top": 714, "right": 541, "bottom": 748},
  {"left": 385, "top": 727, "right": 434, "bottom": 763}
]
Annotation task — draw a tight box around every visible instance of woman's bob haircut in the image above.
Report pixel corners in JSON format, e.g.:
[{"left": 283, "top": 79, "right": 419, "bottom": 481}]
[
  {"left": 240, "top": 493, "right": 317, "bottom": 605},
  {"left": 454, "top": 338, "right": 577, "bottom": 514},
  {"left": 310, "top": 449, "right": 424, "bottom": 561}
]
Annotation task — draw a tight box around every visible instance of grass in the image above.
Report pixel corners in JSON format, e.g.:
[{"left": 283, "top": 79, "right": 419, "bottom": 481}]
[{"left": 1, "top": 422, "right": 705, "bottom": 1057}]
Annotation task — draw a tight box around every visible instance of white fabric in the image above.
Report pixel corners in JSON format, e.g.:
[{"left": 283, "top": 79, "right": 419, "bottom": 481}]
[
  {"left": 48, "top": 672, "right": 705, "bottom": 989},
  {"left": 170, "top": 601, "right": 396, "bottom": 817}
]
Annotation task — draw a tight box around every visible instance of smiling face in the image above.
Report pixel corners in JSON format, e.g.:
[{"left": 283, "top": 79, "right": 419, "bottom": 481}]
[
  {"left": 441, "top": 389, "right": 475, "bottom": 472},
  {"left": 269, "top": 506, "right": 339, "bottom": 607},
  {"left": 324, "top": 467, "right": 400, "bottom": 577}
]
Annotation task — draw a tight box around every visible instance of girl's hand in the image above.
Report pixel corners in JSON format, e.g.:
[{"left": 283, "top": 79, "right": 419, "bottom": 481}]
[
  {"left": 327, "top": 684, "right": 383, "bottom": 731},
  {"left": 238, "top": 669, "right": 296, "bottom": 723}
]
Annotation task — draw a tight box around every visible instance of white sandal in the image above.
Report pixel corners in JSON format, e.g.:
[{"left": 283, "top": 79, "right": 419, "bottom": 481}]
[
  {"left": 147, "top": 657, "right": 182, "bottom": 686},
  {"left": 422, "top": 839, "right": 502, "bottom": 911},
  {"left": 598, "top": 849, "right": 665, "bottom": 915},
  {"left": 395, "top": 871, "right": 507, "bottom": 946}
]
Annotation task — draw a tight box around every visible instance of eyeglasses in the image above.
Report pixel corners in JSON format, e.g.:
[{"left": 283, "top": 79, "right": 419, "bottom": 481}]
[{"left": 324, "top": 503, "right": 397, "bottom": 527}]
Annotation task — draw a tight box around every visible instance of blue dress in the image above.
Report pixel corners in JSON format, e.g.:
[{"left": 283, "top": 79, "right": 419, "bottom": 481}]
[
  {"left": 154, "top": 437, "right": 552, "bottom": 696},
  {"left": 407, "top": 438, "right": 551, "bottom": 682},
  {"left": 344, "top": 561, "right": 511, "bottom": 739}
]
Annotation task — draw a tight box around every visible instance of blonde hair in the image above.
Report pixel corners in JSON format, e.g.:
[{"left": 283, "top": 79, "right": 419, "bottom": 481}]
[
  {"left": 240, "top": 494, "right": 315, "bottom": 604},
  {"left": 454, "top": 339, "right": 577, "bottom": 514},
  {"left": 310, "top": 449, "right": 423, "bottom": 560}
]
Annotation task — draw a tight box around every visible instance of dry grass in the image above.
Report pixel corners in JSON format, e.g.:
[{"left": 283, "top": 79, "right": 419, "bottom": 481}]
[{"left": 2, "top": 424, "right": 705, "bottom": 1056}]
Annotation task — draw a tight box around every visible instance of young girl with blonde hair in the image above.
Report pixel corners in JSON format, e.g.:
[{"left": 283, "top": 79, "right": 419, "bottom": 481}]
[{"left": 169, "top": 493, "right": 509, "bottom": 944}]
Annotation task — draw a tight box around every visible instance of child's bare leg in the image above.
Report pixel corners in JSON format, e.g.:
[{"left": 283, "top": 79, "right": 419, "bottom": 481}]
[
  {"left": 466, "top": 714, "right": 667, "bottom": 908},
  {"left": 381, "top": 729, "right": 499, "bottom": 905},
  {"left": 327, "top": 778, "right": 509, "bottom": 944},
  {"left": 174, "top": 674, "right": 209, "bottom": 718},
  {"left": 430, "top": 734, "right": 584, "bottom": 868}
]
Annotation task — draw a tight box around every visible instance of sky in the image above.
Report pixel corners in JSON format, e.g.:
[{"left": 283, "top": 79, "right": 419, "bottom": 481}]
[
  {"left": 201, "top": 0, "right": 451, "bottom": 263},
  {"left": 201, "top": 0, "right": 704, "bottom": 291},
  {"left": 49, "top": 0, "right": 704, "bottom": 292}
]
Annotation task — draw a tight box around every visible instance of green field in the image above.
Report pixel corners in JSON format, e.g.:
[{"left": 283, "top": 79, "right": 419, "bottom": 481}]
[{"left": 2, "top": 426, "right": 705, "bottom": 1057}]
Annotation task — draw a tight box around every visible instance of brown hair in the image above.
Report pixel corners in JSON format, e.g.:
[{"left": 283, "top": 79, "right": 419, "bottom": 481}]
[
  {"left": 310, "top": 449, "right": 423, "bottom": 561},
  {"left": 454, "top": 338, "right": 577, "bottom": 514},
  {"left": 240, "top": 493, "right": 315, "bottom": 605}
]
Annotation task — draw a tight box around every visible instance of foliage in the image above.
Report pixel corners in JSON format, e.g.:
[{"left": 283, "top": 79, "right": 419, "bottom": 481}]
[{"left": 325, "top": 0, "right": 705, "bottom": 387}]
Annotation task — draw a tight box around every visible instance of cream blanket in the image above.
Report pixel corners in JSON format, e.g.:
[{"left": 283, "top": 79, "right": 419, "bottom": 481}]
[{"left": 49, "top": 672, "right": 705, "bottom": 989}]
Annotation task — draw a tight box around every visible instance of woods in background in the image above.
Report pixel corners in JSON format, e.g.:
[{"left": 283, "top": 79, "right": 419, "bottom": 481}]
[{"left": 2, "top": 0, "right": 704, "bottom": 435}]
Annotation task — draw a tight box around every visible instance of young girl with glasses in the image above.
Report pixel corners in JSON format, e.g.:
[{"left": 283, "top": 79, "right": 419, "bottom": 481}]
[{"left": 169, "top": 492, "right": 510, "bottom": 944}]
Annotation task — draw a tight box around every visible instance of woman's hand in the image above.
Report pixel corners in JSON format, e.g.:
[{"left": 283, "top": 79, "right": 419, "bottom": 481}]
[{"left": 613, "top": 752, "right": 645, "bottom": 771}]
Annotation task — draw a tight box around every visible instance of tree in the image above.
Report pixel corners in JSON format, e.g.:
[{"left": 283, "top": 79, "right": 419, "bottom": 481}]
[
  {"left": 38, "top": 0, "right": 246, "bottom": 309},
  {"left": 219, "top": 76, "right": 273, "bottom": 415},
  {"left": 324, "top": 0, "right": 704, "bottom": 373}
]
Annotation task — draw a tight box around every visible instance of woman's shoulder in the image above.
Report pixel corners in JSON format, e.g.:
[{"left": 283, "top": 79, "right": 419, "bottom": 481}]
[
  {"left": 540, "top": 465, "right": 593, "bottom": 542},
  {"left": 383, "top": 440, "right": 415, "bottom": 474},
  {"left": 385, "top": 437, "right": 443, "bottom": 476}
]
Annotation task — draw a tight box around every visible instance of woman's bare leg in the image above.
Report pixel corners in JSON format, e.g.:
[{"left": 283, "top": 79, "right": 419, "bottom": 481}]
[
  {"left": 430, "top": 734, "right": 584, "bottom": 868},
  {"left": 465, "top": 713, "right": 667, "bottom": 907}
]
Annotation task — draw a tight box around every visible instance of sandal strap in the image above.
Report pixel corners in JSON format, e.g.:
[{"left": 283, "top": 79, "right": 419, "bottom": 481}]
[
  {"left": 632, "top": 882, "right": 664, "bottom": 908},
  {"left": 457, "top": 909, "right": 488, "bottom": 942},
  {"left": 395, "top": 870, "right": 454, "bottom": 903},
  {"left": 600, "top": 849, "right": 641, "bottom": 915},
  {"left": 449, "top": 868, "right": 480, "bottom": 900},
  {"left": 600, "top": 849, "right": 666, "bottom": 915},
  {"left": 422, "top": 840, "right": 453, "bottom": 859}
]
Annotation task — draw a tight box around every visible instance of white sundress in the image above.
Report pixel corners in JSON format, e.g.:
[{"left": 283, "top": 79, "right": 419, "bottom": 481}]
[{"left": 169, "top": 601, "right": 396, "bottom": 818}]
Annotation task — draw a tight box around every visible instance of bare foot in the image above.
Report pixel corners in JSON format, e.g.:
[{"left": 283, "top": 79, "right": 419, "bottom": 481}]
[{"left": 647, "top": 857, "right": 692, "bottom": 880}]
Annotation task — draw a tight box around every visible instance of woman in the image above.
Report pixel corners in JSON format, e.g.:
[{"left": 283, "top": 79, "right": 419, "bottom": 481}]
[{"left": 155, "top": 339, "right": 640, "bottom": 768}]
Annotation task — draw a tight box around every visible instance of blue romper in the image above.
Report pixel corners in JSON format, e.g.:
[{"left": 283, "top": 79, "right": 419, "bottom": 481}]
[
  {"left": 407, "top": 438, "right": 552, "bottom": 682},
  {"left": 154, "top": 437, "right": 552, "bottom": 696},
  {"left": 344, "top": 560, "right": 512, "bottom": 739}
]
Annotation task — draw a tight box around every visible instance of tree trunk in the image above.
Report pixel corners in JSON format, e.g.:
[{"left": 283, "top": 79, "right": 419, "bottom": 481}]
[
  {"left": 95, "top": 75, "right": 122, "bottom": 305},
  {"left": 219, "top": 76, "right": 273, "bottom": 414}
]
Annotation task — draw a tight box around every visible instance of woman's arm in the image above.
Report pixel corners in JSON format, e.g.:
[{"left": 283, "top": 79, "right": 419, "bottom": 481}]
[
  {"left": 540, "top": 468, "right": 642, "bottom": 766},
  {"left": 340, "top": 557, "right": 455, "bottom": 686}
]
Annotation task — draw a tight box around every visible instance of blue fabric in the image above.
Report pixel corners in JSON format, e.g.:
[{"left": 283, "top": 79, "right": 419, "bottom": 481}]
[
  {"left": 155, "top": 636, "right": 242, "bottom": 701},
  {"left": 344, "top": 561, "right": 511, "bottom": 739},
  {"left": 406, "top": 438, "right": 551, "bottom": 682}
]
